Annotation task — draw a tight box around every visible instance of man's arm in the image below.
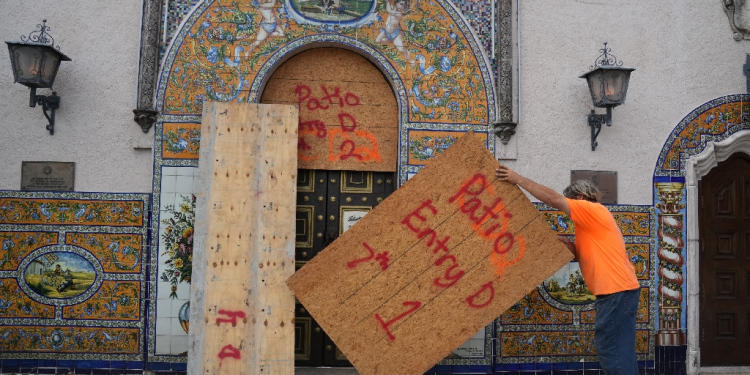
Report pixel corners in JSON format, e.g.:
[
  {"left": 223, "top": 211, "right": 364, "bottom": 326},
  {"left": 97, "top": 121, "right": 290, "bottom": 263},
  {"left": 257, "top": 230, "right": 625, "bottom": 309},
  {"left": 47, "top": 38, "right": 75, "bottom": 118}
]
[{"left": 495, "top": 164, "right": 571, "bottom": 217}]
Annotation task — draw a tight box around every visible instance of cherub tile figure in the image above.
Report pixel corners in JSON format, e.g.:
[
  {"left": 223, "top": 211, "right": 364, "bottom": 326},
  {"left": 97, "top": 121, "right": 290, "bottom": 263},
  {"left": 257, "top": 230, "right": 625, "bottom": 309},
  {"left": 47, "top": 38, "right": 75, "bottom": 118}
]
[
  {"left": 376, "top": 0, "right": 415, "bottom": 67},
  {"left": 247, "top": 0, "right": 285, "bottom": 55}
]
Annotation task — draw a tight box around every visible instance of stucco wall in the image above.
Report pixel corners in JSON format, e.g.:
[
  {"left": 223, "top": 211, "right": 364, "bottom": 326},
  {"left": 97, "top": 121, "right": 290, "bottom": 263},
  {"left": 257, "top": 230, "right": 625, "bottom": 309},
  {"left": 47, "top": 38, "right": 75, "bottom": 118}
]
[
  {"left": 0, "top": 0, "right": 151, "bottom": 193},
  {"left": 508, "top": 0, "right": 748, "bottom": 205}
]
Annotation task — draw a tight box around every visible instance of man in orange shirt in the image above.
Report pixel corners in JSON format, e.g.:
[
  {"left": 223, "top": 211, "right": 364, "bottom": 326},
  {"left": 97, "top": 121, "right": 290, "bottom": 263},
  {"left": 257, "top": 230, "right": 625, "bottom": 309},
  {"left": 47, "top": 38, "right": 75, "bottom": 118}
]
[{"left": 496, "top": 165, "right": 640, "bottom": 375}]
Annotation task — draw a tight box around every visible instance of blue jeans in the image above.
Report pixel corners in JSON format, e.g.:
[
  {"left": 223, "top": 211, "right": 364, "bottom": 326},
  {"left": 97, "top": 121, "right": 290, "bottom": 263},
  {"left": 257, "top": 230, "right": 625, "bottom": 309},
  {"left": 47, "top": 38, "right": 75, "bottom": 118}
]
[{"left": 594, "top": 288, "right": 640, "bottom": 375}]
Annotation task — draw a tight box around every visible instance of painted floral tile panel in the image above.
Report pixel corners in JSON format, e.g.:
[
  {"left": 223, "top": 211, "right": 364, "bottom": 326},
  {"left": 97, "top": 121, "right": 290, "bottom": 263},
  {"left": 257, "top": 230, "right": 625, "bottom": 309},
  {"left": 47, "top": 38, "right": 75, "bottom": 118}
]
[
  {"left": 65, "top": 233, "right": 143, "bottom": 274},
  {"left": 0, "top": 199, "right": 143, "bottom": 227},
  {"left": 407, "top": 130, "right": 488, "bottom": 165},
  {"left": 62, "top": 281, "right": 141, "bottom": 321},
  {"left": 500, "top": 330, "right": 649, "bottom": 357},
  {"left": 0, "top": 326, "right": 140, "bottom": 354},
  {"left": 0, "top": 232, "right": 59, "bottom": 271},
  {"left": 542, "top": 211, "right": 649, "bottom": 237},
  {"left": 500, "top": 289, "right": 572, "bottom": 325},
  {"left": 0, "top": 278, "right": 55, "bottom": 318},
  {"left": 163, "top": 123, "right": 201, "bottom": 159}
]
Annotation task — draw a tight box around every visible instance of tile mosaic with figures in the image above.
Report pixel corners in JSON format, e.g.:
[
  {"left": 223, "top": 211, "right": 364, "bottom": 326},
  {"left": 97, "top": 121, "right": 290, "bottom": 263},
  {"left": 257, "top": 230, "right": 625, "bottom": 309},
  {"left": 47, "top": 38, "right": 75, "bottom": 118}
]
[{"left": 0, "top": 192, "right": 150, "bottom": 363}]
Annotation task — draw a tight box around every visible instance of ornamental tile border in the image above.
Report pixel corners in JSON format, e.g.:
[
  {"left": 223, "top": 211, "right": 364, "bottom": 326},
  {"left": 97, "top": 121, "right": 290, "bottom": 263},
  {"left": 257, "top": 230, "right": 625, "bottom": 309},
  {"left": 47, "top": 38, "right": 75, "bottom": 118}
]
[{"left": 654, "top": 94, "right": 750, "bottom": 177}]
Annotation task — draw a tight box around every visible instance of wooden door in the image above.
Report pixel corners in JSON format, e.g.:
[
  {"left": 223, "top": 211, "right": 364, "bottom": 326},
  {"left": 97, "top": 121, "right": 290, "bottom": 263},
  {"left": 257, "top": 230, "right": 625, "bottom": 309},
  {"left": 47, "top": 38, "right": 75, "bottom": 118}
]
[
  {"left": 294, "top": 169, "right": 396, "bottom": 366},
  {"left": 699, "top": 153, "right": 750, "bottom": 365}
]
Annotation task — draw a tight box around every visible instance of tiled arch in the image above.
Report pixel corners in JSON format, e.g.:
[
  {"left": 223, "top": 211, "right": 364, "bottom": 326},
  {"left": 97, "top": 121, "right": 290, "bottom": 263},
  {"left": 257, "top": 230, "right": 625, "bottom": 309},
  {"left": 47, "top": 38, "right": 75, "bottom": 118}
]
[{"left": 652, "top": 94, "right": 750, "bottom": 367}]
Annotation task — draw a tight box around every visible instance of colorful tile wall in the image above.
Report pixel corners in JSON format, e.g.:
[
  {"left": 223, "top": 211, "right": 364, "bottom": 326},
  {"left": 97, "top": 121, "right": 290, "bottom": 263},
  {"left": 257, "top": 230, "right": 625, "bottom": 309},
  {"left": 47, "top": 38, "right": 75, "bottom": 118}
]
[{"left": 0, "top": 191, "right": 150, "bottom": 362}]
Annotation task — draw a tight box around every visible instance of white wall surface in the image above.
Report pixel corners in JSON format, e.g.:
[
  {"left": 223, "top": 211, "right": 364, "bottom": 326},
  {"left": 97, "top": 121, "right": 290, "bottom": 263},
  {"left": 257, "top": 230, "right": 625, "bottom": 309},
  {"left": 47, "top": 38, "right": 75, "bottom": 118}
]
[
  {"left": 506, "top": 0, "right": 748, "bottom": 205},
  {"left": 0, "top": 0, "right": 152, "bottom": 193}
]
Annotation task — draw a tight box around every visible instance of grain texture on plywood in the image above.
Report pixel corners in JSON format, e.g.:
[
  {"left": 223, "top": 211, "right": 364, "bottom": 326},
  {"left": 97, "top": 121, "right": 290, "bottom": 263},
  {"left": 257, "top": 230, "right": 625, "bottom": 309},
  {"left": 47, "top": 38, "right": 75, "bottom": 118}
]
[
  {"left": 286, "top": 131, "right": 573, "bottom": 375},
  {"left": 261, "top": 48, "right": 398, "bottom": 171},
  {"left": 187, "top": 102, "right": 298, "bottom": 375}
]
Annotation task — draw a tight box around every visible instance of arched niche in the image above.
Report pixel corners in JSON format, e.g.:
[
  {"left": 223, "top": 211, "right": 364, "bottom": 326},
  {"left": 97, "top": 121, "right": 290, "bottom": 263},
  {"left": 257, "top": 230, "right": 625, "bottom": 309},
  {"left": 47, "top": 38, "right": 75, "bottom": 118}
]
[
  {"left": 259, "top": 46, "right": 401, "bottom": 171},
  {"left": 651, "top": 94, "right": 750, "bottom": 375},
  {"left": 154, "top": 0, "right": 498, "bottom": 182}
]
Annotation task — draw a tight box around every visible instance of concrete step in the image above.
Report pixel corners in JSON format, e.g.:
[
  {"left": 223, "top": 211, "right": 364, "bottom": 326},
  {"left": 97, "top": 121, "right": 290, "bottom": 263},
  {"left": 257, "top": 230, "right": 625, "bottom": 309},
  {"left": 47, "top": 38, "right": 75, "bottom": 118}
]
[{"left": 294, "top": 367, "right": 360, "bottom": 375}]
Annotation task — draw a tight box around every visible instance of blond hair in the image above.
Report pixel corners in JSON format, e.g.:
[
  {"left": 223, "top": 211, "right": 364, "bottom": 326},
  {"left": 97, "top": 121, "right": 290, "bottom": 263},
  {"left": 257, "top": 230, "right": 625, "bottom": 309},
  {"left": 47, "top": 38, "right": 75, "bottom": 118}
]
[{"left": 563, "top": 179, "right": 600, "bottom": 202}]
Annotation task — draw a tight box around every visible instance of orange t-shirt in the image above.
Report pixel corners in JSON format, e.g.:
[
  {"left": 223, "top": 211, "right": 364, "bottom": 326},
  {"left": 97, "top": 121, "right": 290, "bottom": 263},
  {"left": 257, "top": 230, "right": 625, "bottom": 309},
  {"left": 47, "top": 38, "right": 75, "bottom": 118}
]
[{"left": 566, "top": 198, "right": 639, "bottom": 296}]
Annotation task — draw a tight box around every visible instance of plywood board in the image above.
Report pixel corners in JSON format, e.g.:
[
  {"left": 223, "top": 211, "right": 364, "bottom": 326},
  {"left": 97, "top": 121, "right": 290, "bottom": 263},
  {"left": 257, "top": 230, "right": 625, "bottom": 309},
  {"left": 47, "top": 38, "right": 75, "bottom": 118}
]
[
  {"left": 261, "top": 48, "right": 398, "bottom": 171},
  {"left": 188, "top": 102, "right": 298, "bottom": 375},
  {"left": 286, "top": 131, "right": 573, "bottom": 375}
]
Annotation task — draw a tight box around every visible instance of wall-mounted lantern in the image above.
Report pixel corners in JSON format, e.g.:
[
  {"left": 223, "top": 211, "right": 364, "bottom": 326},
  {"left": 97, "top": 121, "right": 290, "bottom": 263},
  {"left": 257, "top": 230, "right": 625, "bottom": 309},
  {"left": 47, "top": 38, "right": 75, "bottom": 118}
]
[
  {"left": 6, "top": 20, "right": 71, "bottom": 135},
  {"left": 579, "top": 43, "right": 634, "bottom": 151}
]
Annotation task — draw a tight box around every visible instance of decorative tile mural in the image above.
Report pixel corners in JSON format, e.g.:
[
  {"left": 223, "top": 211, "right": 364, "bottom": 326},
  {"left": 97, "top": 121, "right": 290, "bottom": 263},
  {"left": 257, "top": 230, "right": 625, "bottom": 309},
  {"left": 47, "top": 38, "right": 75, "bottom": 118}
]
[
  {"left": 155, "top": 0, "right": 498, "bottom": 186},
  {"left": 0, "top": 191, "right": 150, "bottom": 361},
  {"left": 157, "top": 0, "right": 498, "bottom": 77}
]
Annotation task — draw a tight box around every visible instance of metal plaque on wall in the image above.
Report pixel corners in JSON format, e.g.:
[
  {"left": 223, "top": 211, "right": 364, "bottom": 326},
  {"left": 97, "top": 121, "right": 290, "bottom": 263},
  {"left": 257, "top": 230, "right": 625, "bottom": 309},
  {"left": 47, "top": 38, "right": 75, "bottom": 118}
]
[
  {"left": 21, "top": 162, "right": 75, "bottom": 191},
  {"left": 570, "top": 170, "right": 617, "bottom": 204}
]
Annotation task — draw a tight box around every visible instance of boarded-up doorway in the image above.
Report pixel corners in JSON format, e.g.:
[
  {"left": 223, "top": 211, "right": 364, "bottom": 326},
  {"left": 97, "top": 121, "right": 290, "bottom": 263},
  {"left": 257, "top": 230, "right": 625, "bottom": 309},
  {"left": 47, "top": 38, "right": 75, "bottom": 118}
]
[
  {"left": 698, "top": 152, "right": 750, "bottom": 365},
  {"left": 261, "top": 47, "right": 399, "bottom": 367}
]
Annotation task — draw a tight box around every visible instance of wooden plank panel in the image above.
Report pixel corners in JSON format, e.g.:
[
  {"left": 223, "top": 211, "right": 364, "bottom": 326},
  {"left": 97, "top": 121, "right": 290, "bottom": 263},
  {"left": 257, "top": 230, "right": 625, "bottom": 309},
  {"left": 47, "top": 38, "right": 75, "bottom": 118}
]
[
  {"left": 188, "top": 102, "right": 298, "bottom": 375},
  {"left": 261, "top": 48, "right": 398, "bottom": 172},
  {"left": 286, "top": 132, "right": 573, "bottom": 375}
]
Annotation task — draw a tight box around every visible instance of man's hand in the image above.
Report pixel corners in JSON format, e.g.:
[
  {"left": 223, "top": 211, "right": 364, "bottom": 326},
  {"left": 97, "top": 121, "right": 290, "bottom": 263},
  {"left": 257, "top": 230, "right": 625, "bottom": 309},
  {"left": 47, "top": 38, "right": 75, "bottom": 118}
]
[
  {"left": 494, "top": 163, "right": 571, "bottom": 216},
  {"left": 495, "top": 164, "right": 523, "bottom": 185},
  {"left": 558, "top": 235, "right": 576, "bottom": 259}
]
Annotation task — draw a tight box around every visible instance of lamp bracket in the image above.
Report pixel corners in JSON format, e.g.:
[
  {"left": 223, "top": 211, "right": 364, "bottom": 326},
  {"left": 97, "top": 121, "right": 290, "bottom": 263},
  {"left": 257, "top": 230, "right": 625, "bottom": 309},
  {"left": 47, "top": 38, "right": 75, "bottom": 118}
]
[
  {"left": 587, "top": 107, "right": 612, "bottom": 151},
  {"left": 29, "top": 87, "right": 60, "bottom": 135},
  {"left": 722, "top": 0, "right": 750, "bottom": 41}
]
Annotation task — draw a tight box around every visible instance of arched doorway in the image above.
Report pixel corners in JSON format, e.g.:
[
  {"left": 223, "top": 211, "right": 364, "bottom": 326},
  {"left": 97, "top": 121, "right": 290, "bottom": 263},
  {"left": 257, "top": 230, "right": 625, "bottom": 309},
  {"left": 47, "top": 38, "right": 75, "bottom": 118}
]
[
  {"left": 698, "top": 152, "right": 750, "bottom": 366},
  {"left": 261, "top": 47, "right": 398, "bottom": 367}
]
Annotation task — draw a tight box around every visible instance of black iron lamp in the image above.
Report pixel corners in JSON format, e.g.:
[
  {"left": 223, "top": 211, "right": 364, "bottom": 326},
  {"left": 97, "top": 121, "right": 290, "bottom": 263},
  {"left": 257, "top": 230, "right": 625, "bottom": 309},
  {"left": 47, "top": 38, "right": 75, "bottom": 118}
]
[
  {"left": 6, "top": 20, "right": 71, "bottom": 135},
  {"left": 579, "top": 43, "right": 634, "bottom": 151}
]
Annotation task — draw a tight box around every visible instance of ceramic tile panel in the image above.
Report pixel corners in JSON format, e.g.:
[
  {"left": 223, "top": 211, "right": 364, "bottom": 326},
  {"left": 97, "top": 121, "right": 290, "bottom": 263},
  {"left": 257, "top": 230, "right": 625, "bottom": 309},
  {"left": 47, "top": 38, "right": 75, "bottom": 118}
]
[{"left": 0, "top": 191, "right": 150, "bottom": 362}]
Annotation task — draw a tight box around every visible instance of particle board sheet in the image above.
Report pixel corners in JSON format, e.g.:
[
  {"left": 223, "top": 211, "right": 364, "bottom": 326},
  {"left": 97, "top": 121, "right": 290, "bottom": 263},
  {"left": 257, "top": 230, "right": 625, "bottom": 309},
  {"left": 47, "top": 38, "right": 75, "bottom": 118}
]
[
  {"left": 261, "top": 48, "right": 398, "bottom": 172},
  {"left": 187, "top": 102, "right": 298, "bottom": 375},
  {"left": 286, "top": 131, "right": 573, "bottom": 375}
]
